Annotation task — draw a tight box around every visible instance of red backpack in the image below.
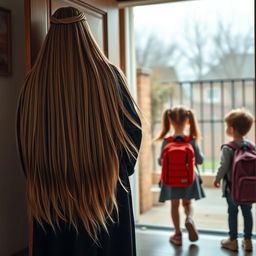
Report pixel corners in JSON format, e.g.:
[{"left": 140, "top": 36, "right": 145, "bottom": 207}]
[
  {"left": 161, "top": 136, "right": 195, "bottom": 187},
  {"left": 223, "top": 142, "right": 256, "bottom": 204}
]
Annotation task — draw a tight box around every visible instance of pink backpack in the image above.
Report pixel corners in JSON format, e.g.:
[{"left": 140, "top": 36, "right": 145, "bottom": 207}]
[{"left": 223, "top": 141, "right": 256, "bottom": 204}]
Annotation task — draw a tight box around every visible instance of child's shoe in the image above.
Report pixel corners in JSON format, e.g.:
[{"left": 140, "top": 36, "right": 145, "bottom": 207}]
[
  {"left": 169, "top": 232, "right": 182, "bottom": 245},
  {"left": 242, "top": 239, "right": 253, "bottom": 252},
  {"left": 185, "top": 217, "right": 198, "bottom": 242},
  {"left": 221, "top": 238, "right": 238, "bottom": 251}
]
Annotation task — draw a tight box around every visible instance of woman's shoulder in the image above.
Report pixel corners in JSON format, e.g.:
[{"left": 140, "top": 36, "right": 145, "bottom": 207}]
[{"left": 110, "top": 64, "right": 123, "bottom": 83}]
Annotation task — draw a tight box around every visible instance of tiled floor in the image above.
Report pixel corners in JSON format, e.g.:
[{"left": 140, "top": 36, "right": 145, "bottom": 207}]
[{"left": 136, "top": 229, "right": 255, "bottom": 256}]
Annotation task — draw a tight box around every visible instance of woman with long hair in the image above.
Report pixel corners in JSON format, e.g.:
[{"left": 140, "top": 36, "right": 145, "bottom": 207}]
[{"left": 16, "top": 7, "right": 141, "bottom": 256}]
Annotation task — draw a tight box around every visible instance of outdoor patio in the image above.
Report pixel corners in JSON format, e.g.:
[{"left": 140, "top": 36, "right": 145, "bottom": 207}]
[{"left": 138, "top": 188, "right": 256, "bottom": 233}]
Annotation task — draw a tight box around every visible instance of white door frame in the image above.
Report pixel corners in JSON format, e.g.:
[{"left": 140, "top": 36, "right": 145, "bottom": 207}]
[{"left": 122, "top": 7, "right": 141, "bottom": 221}]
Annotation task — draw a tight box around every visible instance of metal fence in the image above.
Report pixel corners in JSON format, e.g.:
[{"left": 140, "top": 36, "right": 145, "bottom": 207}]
[{"left": 153, "top": 78, "right": 255, "bottom": 173}]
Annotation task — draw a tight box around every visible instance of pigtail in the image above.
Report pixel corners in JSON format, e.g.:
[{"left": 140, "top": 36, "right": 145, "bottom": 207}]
[
  {"left": 187, "top": 110, "right": 201, "bottom": 141},
  {"left": 155, "top": 109, "right": 171, "bottom": 140}
]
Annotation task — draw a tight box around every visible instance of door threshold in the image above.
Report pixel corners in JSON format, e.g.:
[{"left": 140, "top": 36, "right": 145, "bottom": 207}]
[{"left": 135, "top": 223, "right": 256, "bottom": 238}]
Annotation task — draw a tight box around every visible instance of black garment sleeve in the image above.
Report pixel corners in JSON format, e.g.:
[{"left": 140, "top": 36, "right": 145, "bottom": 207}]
[{"left": 113, "top": 68, "right": 142, "bottom": 176}]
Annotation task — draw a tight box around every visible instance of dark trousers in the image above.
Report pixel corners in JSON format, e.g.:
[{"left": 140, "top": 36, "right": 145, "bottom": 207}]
[{"left": 226, "top": 193, "right": 253, "bottom": 239}]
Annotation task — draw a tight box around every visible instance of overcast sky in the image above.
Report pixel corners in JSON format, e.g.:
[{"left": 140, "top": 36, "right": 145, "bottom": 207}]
[
  {"left": 134, "top": 0, "right": 254, "bottom": 42},
  {"left": 134, "top": 0, "right": 254, "bottom": 80}
]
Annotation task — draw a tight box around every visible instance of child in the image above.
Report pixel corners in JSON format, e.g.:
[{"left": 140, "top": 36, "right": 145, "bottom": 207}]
[
  {"left": 214, "top": 108, "right": 254, "bottom": 252},
  {"left": 156, "top": 106, "right": 205, "bottom": 245}
]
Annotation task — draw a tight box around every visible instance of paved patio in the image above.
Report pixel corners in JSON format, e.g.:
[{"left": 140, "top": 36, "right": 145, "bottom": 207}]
[{"left": 138, "top": 188, "right": 256, "bottom": 233}]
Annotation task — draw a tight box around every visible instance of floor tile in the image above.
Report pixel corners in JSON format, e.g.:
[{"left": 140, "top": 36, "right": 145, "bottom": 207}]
[{"left": 136, "top": 229, "right": 255, "bottom": 256}]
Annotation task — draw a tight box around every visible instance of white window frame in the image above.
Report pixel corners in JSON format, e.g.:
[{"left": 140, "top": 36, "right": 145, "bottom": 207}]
[{"left": 123, "top": 7, "right": 140, "bottom": 221}]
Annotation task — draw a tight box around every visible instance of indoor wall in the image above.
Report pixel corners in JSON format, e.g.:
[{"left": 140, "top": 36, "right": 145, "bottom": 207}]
[{"left": 0, "top": 0, "right": 27, "bottom": 255}]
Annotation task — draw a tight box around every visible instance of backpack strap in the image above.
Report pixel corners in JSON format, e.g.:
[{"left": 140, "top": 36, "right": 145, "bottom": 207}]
[
  {"left": 245, "top": 141, "right": 256, "bottom": 150},
  {"left": 184, "top": 136, "right": 193, "bottom": 142},
  {"left": 164, "top": 136, "right": 175, "bottom": 142},
  {"left": 164, "top": 135, "right": 192, "bottom": 143},
  {"left": 221, "top": 142, "right": 240, "bottom": 150},
  {"left": 221, "top": 141, "right": 255, "bottom": 151}
]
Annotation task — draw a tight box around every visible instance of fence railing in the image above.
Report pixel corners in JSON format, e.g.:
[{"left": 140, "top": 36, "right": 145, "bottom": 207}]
[{"left": 153, "top": 78, "right": 255, "bottom": 173}]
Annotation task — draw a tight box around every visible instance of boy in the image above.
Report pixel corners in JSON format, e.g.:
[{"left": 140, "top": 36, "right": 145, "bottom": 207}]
[{"left": 214, "top": 108, "right": 254, "bottom": 252}]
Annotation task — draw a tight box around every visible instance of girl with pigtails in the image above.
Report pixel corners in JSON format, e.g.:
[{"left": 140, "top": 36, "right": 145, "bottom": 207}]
[{"left": 156, "top": 106, "right": 205, "bottom": 245}]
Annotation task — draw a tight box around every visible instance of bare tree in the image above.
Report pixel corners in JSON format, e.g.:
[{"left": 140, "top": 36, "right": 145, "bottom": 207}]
[
  {"left": 135, "top": 29, "right": 179, "bottom": 68},
  {"left": 135, "top": 28, "right": 180, "bottom": 120},
  {"left": 208, "top": 20, "right": 254, "bottom": 79},
  {"left": 179, "top": 17, "right": 254, "bottom": 80},
  {"left": 178, "top": 18, "right": 210, "bottom": 80}
]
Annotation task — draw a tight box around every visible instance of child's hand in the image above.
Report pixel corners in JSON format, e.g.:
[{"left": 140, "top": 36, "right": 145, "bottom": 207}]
[{"left": 214, "top": 181, "right": 220, "bottom": 188}]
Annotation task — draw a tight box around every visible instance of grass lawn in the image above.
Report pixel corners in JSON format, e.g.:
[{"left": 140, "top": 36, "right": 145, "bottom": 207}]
[{"left": 197, "top": 158, "right": 220, "bottom": 174}]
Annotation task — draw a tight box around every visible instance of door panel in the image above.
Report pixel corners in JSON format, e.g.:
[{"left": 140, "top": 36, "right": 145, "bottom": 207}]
[
  {"left": 51, "top": 0, "right": 107, "bottom": 52},
  {"left": 25, "top": 0, "right": 119, "bottom": 72}
]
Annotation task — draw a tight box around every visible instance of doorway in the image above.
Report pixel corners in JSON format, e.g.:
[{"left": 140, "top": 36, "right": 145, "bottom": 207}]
[{"left": 129, "top": 0, "right": 256, "bottom": 235}]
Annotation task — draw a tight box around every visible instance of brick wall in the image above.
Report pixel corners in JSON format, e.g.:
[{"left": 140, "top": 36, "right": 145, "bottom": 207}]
[{"left": 137, "top": 68, "right": 153, "bottom": 213}]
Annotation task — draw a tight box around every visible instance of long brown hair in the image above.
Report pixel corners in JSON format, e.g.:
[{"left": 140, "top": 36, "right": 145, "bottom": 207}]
[
  {"left": 155, "top": 105, "right": 200, "bottom": 141},
  {"left": 16, "top": 7, "right": 140, "bottom": 242}
]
